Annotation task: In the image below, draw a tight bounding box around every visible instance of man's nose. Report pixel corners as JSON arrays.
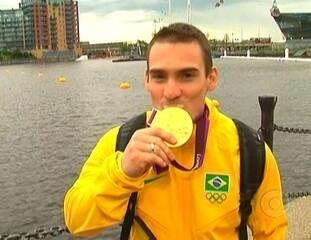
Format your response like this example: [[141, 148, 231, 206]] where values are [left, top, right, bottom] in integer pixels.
[[163, 79, 182, 100]]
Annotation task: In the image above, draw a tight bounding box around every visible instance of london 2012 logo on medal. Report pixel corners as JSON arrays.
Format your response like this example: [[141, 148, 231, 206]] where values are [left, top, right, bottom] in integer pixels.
[[205, 173, 230, 204]]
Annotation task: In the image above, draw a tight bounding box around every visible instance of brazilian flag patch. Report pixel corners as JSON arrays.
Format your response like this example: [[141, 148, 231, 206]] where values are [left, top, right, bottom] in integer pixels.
[[205, 173, 229, 193]]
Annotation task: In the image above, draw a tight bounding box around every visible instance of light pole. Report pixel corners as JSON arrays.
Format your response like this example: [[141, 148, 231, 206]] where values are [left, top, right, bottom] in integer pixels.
[[168, 0, 172, 24], [232, 32, 234, 51], [153, 19, 158, 35], [187, 0, 191, 24]]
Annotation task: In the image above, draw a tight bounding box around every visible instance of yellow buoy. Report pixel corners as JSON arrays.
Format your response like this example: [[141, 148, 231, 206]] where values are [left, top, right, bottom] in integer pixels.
[[58, 76, 67, 83], [119, 81, 130, 89], [38, 72, 43, 78]]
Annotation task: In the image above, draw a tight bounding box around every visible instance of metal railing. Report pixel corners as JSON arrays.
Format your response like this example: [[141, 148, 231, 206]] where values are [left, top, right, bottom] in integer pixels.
[[258, 96, 311, 151], [0, 226, 68, 240]]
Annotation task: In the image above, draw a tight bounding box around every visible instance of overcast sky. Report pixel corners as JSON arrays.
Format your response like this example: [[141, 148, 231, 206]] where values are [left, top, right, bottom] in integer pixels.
[[1, 0, 310, 43]]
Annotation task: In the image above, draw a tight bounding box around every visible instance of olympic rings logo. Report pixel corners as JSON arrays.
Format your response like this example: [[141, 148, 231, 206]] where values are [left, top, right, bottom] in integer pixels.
[[206, 192, 227, 204]]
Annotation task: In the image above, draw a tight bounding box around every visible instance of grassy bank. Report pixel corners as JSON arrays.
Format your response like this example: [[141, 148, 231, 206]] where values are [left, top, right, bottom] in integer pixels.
[[0, 50, 34, 62]]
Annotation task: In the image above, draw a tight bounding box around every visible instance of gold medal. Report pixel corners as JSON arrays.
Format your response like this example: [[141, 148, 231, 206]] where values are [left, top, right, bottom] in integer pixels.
[[150, 107, 193, 147]]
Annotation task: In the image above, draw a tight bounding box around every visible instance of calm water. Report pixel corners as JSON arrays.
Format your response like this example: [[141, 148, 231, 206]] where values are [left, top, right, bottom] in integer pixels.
[[0, 59, 310, 238]]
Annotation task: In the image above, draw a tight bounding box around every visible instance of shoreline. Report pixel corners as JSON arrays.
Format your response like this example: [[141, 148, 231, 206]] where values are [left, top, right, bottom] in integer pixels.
[[0, 56, 120, 66], [0, 58, 77, 66], [2, 55, 311, 66], [221, 55, 311, 62]]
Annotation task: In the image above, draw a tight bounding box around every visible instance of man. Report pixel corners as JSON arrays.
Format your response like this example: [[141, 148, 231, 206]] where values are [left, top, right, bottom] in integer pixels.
[[64, 23, 288, 239]]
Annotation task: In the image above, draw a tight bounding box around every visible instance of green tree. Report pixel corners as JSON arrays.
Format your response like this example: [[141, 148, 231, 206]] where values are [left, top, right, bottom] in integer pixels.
[[223, 33, 230, 50], [120, 42, 129, 54]]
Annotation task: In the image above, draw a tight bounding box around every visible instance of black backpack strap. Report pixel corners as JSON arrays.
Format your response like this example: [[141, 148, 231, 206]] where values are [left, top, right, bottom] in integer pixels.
[[120, 192, 138, 240], [134, 216, 157, 240], [232, 119, 265, 240], [116, 113, 146, 240], [116, 113, 146, 152]]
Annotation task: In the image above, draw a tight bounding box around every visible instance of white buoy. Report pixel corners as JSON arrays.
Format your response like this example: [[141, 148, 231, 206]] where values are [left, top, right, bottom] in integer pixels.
[[285, 48, 289, 59], [247, 49, 250, 58]]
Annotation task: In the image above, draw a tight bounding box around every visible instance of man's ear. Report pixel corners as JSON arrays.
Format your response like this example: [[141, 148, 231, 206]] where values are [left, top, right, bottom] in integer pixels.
[[207, 67, 218, 91]]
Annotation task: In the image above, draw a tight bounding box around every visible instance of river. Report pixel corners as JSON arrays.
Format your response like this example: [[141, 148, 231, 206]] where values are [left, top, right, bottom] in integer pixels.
[[0, 58, 310, 238]]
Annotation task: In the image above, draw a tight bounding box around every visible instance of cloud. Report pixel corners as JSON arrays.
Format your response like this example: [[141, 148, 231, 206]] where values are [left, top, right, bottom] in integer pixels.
[[78, 0, 311, 43], [2, 0, 311, 43], [79, 11, 155, 43], [0, 0, 20, 9], [78, 0, 165, 16], [103, 9, 157, 23], [277, 0, 311, 12]]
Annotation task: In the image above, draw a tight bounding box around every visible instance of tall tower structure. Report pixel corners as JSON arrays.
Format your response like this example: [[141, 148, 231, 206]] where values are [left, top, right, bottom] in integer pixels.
[[20, 0, 80, 50], [20, 0, 48, 50], [65, 0, 80, 52]]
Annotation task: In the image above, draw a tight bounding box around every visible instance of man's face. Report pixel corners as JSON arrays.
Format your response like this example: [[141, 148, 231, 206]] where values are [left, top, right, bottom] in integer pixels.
[[145, 41, 217, 121]]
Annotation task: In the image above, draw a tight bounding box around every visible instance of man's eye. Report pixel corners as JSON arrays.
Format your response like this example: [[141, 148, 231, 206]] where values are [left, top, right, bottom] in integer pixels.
[[185, 73, 193, 77], [151, 74, 165, 82], [153, 74, 164, 78], [181, 73, 195, 80]]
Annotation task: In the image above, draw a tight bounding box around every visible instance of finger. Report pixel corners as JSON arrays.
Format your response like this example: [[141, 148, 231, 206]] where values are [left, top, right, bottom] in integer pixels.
[[132, 140, 169, 164], [136, 139, 173, 166], [133, 128, 176, 160], [143, 127, 177, 145], [141, 151, 168, 168], [146, 141, 171, 164], [122, 141, 168, 176], [145, 137, 175, 161]]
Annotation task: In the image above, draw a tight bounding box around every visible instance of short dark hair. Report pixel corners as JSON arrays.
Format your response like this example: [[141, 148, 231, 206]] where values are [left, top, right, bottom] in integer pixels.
[[146, 23, 213, 76]]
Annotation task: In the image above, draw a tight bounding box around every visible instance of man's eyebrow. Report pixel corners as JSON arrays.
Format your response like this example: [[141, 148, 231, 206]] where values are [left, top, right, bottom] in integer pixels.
[[149, 69, 165, 74], [179, 67, 199, 73], [149, 67, 199, 73]]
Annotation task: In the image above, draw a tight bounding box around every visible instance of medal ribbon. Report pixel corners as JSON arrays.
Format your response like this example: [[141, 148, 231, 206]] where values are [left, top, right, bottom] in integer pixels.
[[149, 106, 209, 173]]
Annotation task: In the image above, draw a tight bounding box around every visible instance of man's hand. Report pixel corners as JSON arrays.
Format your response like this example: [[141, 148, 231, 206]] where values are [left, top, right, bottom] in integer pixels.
[[121, 127, 177, 178]]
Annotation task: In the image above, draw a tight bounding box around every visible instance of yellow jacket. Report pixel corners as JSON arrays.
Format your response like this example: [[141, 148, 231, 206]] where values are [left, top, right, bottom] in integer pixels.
[[64, 99, 288, 239]]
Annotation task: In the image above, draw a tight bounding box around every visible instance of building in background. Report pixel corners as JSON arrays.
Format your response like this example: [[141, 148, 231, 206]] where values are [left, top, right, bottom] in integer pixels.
[[271, 0, 311, 57], [64, 0, 80, 53], [80, 41, 123, 58], [0, 0, 81, 60], [0, 9, 25, 50], [80, 40, 148, 59]]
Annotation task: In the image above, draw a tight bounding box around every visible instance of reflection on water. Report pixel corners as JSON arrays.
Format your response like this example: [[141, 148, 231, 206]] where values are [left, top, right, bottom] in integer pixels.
[[0, 59, 310, 238]]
